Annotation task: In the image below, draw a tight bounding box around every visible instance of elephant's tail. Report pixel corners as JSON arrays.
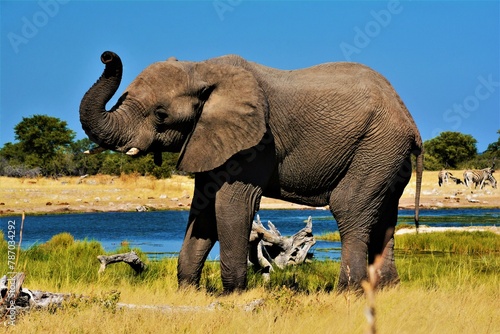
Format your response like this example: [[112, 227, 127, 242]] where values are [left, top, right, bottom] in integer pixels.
[[414, 150, 423, 230]]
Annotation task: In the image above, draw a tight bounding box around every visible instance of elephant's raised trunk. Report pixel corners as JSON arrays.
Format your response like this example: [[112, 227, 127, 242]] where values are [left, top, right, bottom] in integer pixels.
[[79, 51, 124, 149]]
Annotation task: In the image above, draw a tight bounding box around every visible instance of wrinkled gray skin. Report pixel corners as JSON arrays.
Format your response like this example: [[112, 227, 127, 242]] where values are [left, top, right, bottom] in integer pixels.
[[80, 51, 423, 293]]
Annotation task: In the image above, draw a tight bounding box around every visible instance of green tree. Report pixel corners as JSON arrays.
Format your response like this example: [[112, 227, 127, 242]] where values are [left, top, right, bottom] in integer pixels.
[[424, 131, 477, 169], [460, 130, 500, 169], [0, 142, 42, 177], [98, 151, 179, 178], [485, 130, 500, 155], [421, 153, 442, 171], [0, 142, 24, 164], [15, 115, 75, 158], [10, 115, 75, 175], [1, 114, 181, 178], [70, 138, 109, 175]]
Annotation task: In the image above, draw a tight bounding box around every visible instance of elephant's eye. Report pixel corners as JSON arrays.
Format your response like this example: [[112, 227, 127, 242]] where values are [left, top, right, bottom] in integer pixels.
[[154, 106, 169, 122]]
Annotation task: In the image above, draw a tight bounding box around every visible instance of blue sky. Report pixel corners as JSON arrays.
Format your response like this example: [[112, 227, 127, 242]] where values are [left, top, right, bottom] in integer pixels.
[[1, 0, 499, 152]]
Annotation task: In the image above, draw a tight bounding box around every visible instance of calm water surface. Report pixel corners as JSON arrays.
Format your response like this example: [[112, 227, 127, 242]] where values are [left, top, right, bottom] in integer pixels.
[[1, 209, 498, 260]]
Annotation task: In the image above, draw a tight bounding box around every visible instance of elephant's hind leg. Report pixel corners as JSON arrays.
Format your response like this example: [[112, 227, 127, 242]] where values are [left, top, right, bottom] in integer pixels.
[[332, 208, 371, 292], [329, 174, 401, 291], [367, 208, 400, 289], [368, 164, 411, 288]]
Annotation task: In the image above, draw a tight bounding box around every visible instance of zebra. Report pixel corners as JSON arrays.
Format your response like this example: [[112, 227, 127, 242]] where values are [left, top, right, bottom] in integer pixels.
[[438, 170, 463, 186], [463, 168, 497, 189]]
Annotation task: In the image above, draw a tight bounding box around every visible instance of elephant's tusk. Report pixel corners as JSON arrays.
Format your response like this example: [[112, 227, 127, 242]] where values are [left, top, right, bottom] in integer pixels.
[[84, 146, 106, 154], [126, 147, 140, 156]]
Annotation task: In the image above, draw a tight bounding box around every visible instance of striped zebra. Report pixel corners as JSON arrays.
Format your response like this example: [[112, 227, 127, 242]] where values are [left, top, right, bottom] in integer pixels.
[[438, 170, 450, 186], [438, 170, 463, 186], [463, 168, 497, 189]]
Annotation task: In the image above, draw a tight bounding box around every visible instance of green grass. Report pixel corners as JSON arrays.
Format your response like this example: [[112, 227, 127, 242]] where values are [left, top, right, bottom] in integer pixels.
[[2, 230, 499, 290], [2, 230, 499, 291], [397, 252, 499, 289], [1, 231, 499, 333], [395, 231, 500, 255], [315, 231, 341, 241]]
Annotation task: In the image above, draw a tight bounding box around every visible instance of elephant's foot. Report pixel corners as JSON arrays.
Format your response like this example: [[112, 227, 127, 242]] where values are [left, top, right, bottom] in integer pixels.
[[336, 269, 400, 293], [336, 260, 400, 293], [336, 279, 364, 294], [177, 270, 202, 289], [371, 237, 400, 289], [377, 275, 400, 289], [220, 263, 248, 293], [376, 264, 400, 289], [336, 260, 368, 294]]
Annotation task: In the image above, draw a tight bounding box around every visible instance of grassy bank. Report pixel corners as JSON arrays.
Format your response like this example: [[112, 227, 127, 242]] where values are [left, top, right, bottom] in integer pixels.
[[318, 229, 500, 255], [1, 231, 499, 333]]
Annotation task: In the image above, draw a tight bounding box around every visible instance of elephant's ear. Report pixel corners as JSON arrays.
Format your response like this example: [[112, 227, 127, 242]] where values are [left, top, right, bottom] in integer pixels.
[[176, 62, 268, 173]]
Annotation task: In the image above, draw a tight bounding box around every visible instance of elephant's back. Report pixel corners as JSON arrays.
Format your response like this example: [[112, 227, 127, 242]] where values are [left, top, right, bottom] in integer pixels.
[[232, 57, 422, 170], [261, 62, 420, 202]]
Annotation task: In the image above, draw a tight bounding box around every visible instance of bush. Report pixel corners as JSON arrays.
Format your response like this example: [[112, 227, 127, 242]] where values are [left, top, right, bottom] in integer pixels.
[[0, 161, 42, 178], [41, 232, 75, 251]]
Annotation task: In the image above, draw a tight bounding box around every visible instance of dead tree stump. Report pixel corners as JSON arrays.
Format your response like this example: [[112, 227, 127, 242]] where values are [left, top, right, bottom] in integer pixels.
[[248, 215, 316, 279]]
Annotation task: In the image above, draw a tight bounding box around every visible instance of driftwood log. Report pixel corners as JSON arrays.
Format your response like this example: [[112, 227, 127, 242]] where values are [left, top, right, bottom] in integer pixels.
[[97, 250, 146, 274], [248, 215, 316, 280], [1, 272, 74, 320]]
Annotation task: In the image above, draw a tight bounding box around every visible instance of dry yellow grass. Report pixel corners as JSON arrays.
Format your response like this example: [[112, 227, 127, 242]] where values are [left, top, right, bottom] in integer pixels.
[[5, 283, 499, 334], [1, 170, 499, 216]]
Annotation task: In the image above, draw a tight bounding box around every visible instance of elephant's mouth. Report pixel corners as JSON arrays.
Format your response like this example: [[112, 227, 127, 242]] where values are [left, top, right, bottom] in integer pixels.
[[121, 144, 165, 167]]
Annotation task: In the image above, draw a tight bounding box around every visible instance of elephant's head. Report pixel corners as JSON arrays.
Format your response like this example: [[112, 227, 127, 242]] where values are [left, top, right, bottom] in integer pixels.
[[80, 51, 268, 172]]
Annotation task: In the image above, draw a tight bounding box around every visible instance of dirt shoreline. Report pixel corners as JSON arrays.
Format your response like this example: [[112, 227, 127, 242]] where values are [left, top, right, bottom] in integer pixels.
[[1, 171, 499, 217]]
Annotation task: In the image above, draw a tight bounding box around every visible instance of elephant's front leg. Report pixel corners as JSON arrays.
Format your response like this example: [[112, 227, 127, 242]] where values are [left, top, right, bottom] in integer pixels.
[[177, 189, 218, 288], [215, 181, 263, 292]]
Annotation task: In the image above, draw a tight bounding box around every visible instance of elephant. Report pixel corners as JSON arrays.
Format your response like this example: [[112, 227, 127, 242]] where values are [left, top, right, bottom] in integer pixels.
[[80, 51, 423, 292]]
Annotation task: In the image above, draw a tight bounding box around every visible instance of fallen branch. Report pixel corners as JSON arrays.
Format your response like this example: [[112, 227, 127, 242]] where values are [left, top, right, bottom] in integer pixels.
[[97, 251, 146, 274]]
